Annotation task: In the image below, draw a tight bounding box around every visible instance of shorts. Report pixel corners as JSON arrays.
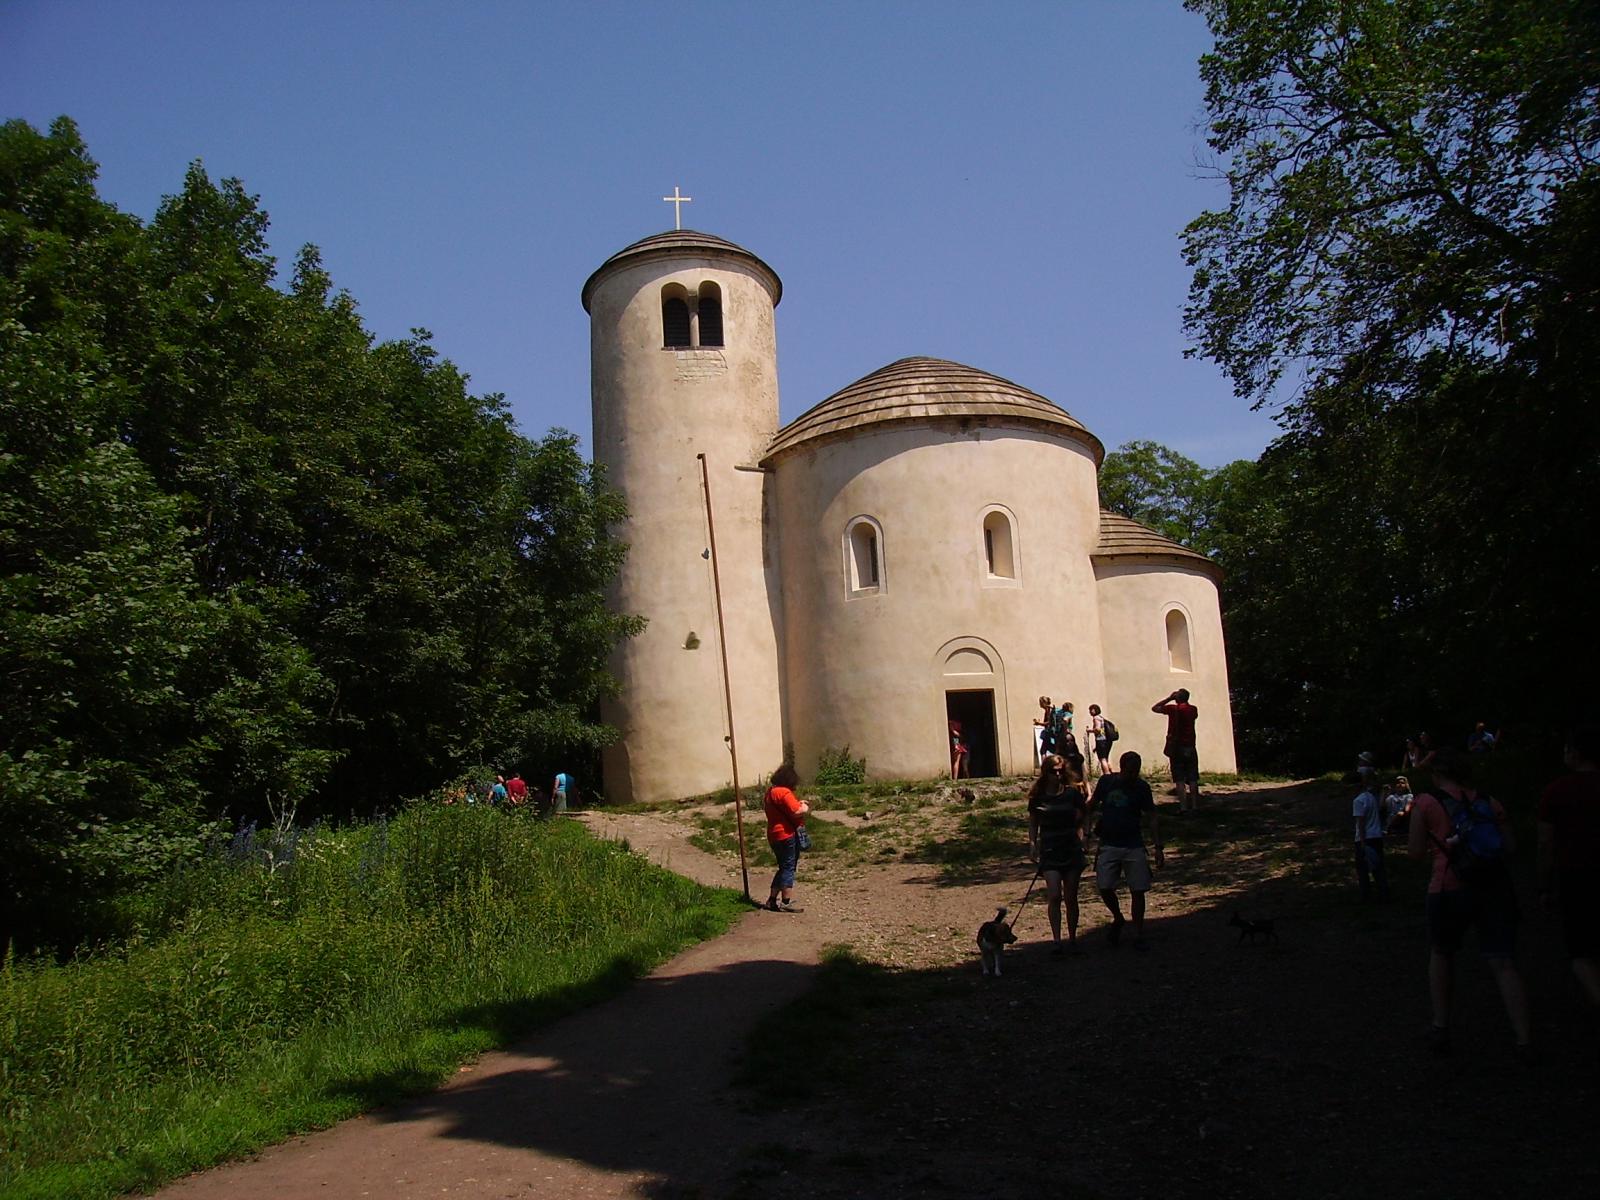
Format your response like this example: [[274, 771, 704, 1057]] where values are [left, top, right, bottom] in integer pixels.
[[1426, 886, 1518, 958], [1096, 845, 1152, 892], [1558, 888, 1600, 960], [1167, 745, 1199, 785], [1041, 843, 1086, 877], [770, 834, 799, 889], [1094, 737, 1112, 759]]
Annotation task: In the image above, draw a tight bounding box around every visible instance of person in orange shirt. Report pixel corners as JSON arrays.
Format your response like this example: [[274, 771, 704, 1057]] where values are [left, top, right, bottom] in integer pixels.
[[763, 764, 810, 912]]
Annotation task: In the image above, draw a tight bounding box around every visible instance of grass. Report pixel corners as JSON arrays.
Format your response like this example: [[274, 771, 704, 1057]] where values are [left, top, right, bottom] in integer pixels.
[[688, 810, 862, 862], [0, 805, 745, 1200], [917, 806, 1026, 881]]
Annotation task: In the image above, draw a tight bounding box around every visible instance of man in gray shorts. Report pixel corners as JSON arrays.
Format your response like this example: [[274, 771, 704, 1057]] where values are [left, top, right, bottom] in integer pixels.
[[1085, 751, 1164, 949]]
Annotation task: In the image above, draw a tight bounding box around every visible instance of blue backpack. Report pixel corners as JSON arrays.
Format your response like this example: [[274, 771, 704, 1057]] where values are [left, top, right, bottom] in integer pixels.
[[1445, 793, 1508, 885]]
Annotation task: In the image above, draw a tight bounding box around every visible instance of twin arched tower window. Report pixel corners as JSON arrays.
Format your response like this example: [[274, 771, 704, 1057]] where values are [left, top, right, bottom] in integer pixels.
[[661, 283, 724, 349]]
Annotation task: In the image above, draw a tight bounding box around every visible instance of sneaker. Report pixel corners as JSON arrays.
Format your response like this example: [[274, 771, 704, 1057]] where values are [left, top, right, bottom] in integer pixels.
[[778, 899, 804, 913], [1108, 918, 1124, 948], [1133, 937, 1150, 952], [765, 898, 781, 912], [1426, 1026, 1451, 1057], [1050, 944, 1065, 958]]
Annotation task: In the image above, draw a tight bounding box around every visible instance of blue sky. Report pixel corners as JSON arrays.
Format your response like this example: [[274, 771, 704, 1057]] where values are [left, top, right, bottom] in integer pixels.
[[3, 1, 1281, 467]]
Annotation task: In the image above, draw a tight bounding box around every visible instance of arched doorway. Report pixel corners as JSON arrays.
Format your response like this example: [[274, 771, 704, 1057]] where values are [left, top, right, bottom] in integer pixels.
[[935, 637, 1009, 778]]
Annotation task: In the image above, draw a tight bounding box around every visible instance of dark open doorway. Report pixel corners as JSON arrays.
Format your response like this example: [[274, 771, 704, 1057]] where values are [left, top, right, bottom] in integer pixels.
[[946, 689, 999, 778]]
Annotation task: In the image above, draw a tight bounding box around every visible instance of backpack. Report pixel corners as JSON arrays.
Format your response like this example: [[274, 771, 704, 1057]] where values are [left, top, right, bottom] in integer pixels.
[[1047, 707, 1068, 740], [1101, 717, 1119, 743], [1443, 793, 1508, 886]]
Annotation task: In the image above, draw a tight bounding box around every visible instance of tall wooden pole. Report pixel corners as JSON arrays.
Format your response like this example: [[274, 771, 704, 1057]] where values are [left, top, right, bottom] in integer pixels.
[[698, 453, 753, 902]]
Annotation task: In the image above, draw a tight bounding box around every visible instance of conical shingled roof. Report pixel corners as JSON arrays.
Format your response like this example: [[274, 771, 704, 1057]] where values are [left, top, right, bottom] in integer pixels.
[[763, 357, 1103, 464], [1093, 510, 1221, 579], [581, 229, 782, 311]]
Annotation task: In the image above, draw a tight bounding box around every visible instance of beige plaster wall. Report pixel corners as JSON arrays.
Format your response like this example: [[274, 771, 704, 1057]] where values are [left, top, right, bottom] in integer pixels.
[[590, 255, 785, 803], [1093, 562, 1238, 774], [773, 424, 1107, 784]]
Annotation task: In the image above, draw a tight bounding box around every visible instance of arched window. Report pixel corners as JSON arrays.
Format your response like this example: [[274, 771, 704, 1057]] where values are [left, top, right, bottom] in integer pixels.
[[845, 517, 884, 596], [1165, 608, 1193, 673], [697, 282, 724, 347], [661, 285, 691, 348], [981, 508, 1017, 582]]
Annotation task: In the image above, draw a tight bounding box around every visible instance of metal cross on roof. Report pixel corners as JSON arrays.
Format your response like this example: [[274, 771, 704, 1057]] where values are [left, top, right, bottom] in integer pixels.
[[661, 186, 693, 230]]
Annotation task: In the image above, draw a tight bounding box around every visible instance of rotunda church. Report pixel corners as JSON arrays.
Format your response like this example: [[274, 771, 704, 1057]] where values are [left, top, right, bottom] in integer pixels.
[[583, 229, 1237, 804]]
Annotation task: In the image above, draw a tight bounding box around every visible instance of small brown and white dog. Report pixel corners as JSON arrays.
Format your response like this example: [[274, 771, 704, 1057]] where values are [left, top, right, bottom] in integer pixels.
[[977, 906, 1017, 976]]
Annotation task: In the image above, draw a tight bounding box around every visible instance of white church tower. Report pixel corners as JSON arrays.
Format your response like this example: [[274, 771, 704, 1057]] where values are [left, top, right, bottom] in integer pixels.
[[582, 230, 787, 804]]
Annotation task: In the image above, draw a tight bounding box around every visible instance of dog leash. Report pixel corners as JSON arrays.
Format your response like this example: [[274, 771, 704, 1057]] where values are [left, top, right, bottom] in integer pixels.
[[1008, 867, 1044, 930]]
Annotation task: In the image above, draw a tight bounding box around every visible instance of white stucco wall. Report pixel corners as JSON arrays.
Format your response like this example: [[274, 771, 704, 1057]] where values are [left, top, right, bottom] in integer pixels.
[[1094, 562, 1238, 774], [590, 255, 785, 803], [773, 424, 1107, 783]]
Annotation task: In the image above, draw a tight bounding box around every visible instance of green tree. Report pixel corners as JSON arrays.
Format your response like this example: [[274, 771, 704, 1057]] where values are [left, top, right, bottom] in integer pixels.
[[1099, 439, 1217, 551], [2, 118, 641, 947], [1182, 0, 1600, 759]]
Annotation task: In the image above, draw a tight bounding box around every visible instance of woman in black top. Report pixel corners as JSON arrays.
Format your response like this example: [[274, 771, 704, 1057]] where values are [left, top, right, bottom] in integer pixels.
[[1028, 754, 1088, 956]]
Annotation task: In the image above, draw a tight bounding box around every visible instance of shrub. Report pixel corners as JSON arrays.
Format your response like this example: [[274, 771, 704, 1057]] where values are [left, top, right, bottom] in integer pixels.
[[815, 745, 867, 787]]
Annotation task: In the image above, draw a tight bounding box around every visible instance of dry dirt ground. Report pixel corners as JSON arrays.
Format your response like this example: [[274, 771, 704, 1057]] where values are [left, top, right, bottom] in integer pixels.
[[158, 778, 1600, 1199]]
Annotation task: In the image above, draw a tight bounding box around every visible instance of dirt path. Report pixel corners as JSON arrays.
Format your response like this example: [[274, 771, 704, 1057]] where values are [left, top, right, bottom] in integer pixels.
[[157, 781, 1600, 1199]]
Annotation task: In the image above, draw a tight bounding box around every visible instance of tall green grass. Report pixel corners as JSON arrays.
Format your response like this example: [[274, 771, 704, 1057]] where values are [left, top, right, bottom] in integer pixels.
[[0, 804, 744, 1200]]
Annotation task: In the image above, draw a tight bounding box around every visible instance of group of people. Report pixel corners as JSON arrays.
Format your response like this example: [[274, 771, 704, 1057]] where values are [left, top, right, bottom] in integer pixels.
[[1029, 697, 1119, 778], [444, 770, 575, 814], [1399, 721, 1498, 773], [1350, 725, 1600, 1058]]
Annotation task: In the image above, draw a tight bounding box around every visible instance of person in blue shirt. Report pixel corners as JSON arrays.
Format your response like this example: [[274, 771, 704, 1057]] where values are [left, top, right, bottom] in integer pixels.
[[551, 771, 573, 813]]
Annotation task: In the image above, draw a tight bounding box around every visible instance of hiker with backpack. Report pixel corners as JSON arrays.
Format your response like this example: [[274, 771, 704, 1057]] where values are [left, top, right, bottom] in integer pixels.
[[1035, 696, 1057, 762], [1406, 750, 1532, 1057], [1089, 704, 1117, 777]]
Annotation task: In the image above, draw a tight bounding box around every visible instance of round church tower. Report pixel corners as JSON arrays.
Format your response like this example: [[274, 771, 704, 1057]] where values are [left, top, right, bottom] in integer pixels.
[[583, 231, 786, 804]]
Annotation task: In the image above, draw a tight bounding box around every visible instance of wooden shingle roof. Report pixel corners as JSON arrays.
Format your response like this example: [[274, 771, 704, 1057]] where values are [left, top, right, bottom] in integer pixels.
[[763, 357, 1103, 465], [1093, 510, 1221, 579], [581, 230, 782, 312]]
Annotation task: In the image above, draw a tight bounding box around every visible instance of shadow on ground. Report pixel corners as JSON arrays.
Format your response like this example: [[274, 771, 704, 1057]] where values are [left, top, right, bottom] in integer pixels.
[[174, 779, 1600, 1200]]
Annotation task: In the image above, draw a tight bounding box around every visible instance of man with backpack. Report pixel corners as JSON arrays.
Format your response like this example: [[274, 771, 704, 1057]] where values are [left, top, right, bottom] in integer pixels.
[[1406, 750, 1531, 1057]]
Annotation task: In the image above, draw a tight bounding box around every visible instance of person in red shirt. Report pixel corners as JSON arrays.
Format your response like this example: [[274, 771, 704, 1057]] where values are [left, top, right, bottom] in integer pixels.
[[1537, 721, 1600, 1014], [505, 773, 529, 807], [763, 764, 810, 912], [1152, 688, 1200, 813]]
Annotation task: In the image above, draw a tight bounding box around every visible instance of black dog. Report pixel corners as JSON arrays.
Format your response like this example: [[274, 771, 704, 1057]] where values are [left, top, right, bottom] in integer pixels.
[[1229, 913, 1277, 945]]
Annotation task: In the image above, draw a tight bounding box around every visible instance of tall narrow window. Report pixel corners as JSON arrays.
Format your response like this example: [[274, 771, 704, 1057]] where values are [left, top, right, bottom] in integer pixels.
[[845, 517, 884, 596], [661, 286, 690, 348], [982, 510, 1016, 580], [1165, 608, 1193, 672], [697, 282, 724, 347]]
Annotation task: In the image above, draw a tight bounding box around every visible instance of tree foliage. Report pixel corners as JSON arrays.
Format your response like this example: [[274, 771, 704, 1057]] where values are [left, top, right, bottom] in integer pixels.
[[1179, 1, 1600, 767], [1099, 439, 1218, 552], [1, 118, 639, 951]]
